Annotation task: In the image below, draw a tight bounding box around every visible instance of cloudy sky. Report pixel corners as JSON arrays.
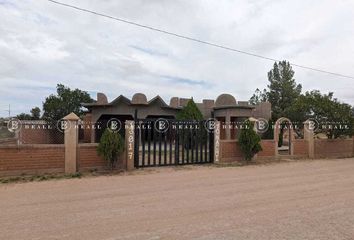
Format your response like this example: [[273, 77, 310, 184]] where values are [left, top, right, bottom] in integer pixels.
[[1, 0, 354, 117]]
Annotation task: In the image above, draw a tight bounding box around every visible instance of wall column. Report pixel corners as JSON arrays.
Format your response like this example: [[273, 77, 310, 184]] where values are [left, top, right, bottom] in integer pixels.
[[125, 120, 135, 170], [225, 114, 231, 140], [214, 120, 220, 163], [63, 112, 80, 174], [304, 120, 315, 159], [90, 128, 96, 143]]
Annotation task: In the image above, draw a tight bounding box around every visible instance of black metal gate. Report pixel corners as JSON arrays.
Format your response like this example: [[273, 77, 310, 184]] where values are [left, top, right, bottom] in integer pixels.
[[134, 119, 214, 168]]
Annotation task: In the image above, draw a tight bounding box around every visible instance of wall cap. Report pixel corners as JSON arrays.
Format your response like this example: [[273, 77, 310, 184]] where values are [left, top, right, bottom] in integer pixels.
[[63, 112, 80, 121]]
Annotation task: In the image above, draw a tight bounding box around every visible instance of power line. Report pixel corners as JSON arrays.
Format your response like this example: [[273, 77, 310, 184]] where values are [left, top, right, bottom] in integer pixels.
[[47, 0, 354, 80]]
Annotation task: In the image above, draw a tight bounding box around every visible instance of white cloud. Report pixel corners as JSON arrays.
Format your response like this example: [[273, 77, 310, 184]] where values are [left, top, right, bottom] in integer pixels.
[[0, 0, 354, 117]]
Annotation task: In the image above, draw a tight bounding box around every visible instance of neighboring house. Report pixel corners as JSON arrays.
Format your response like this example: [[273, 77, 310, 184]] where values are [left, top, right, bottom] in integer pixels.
[[82, 93, 271, 142]]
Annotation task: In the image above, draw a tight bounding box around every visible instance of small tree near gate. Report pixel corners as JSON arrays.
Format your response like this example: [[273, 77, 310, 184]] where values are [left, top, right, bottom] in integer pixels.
[[238, 120, 262, 162], [97, 129, 124, 170]]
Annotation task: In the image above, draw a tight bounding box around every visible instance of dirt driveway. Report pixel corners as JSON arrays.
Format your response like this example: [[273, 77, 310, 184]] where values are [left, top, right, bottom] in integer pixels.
[[1, 159, 354, 240]]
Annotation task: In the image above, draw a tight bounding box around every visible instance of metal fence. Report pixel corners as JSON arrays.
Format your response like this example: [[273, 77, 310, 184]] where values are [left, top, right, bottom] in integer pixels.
[[134, 119, 214, 168]]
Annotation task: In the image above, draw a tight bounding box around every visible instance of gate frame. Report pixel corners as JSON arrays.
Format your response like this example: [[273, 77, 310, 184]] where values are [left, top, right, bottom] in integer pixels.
[[133, 119, 215, 168]]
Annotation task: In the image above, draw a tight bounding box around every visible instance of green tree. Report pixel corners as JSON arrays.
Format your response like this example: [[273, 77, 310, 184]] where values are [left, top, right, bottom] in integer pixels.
[[266, 61, 302, 120], [16, 113, 32, 120], [43, 84, 93, 123], [238, 120, 262, 162], [176, 99, 204, 150], [249, 61, 301, 142], [16, 106, 41, 120], [290, 90, 353, 139], [176, 98, 203, 120], [249, 88, 267, 105], [97, 128, 124, 169], [30, 107, 41, 119]]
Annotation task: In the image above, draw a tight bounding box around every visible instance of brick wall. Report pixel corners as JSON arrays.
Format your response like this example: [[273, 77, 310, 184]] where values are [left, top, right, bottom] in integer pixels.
[[220, 139, 275, 163], [78, 143, 106, 170], [314, 139, 353, 159], [78, 143, 126, 171], [82, 113, 92, 143], [219, 138, 354, 163], [0, 144, 65, 176], [19, 127, 63, 144], [258, 140, 276, 157], [293, 139, 309, 158], [0, 143, 126, 176], [220, 140, 243, 163]]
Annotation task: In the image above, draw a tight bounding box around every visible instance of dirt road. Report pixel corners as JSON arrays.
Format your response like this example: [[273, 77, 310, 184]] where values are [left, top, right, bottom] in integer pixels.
[[1, 159, 354, 240]]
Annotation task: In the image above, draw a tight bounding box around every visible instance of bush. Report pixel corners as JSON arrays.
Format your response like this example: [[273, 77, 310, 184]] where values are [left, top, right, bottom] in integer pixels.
[[97, 128, 124, 169], [278, 131, 283, 147], [261, 119, 274, 139], [238, 120, 262, 162], [176, 99, 205, 149], [176, 98, 203, 120]]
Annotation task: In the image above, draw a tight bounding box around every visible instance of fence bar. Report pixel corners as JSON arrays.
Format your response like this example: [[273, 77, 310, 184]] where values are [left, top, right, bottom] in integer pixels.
[[142, 123, 145, 166], [153, 124, 156, 166], [169, 123, 172, 165], [148, 122, 151, 166]]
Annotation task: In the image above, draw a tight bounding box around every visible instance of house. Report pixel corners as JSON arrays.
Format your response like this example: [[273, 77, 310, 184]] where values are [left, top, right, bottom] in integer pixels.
[[82, 93, 271, 142]]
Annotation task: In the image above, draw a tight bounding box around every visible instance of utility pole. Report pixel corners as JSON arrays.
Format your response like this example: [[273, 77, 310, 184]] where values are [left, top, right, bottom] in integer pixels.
[[3, 104, 10, 118]]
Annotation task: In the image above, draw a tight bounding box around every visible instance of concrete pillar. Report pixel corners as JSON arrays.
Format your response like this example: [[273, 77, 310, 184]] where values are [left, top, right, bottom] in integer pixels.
[[125, 120, 135, 170], [225, 114, 231, 140], [90, 127, 96, 143], [304, 120, 315, 159], [274, 123, 279, 157], [214, 121, 220, 163], [63, 112, 80, 174]]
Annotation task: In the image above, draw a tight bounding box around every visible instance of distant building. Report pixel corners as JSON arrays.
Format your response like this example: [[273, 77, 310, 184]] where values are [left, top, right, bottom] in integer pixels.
[[82, 93, 271, 142]]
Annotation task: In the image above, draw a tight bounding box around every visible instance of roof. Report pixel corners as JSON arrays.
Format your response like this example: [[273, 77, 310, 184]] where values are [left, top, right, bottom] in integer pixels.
[[213, 105, 255, 110], [82, 95, 179, 110]]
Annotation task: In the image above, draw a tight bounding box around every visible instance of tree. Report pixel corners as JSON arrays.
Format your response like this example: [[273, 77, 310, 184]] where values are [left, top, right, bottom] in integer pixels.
[[176, 98, 203, 120], [238, 120, 262, 162], [16, 107, 41, 120], [97, 128, 124, 170], [249, 61, 302, 142], [43, 84, 93, 123], [250, 61, 302, 119], [176, 99, 204, 149], [266, 61, 302, 120], [249, 88, 267, 105], [30, 107, 41, 119], [290, 90, 353, 139], [16, 113, 32, 120]]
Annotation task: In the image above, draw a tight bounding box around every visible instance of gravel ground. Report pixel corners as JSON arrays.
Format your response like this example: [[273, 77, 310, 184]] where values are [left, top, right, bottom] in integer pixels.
[[1, 158, 354, 240]]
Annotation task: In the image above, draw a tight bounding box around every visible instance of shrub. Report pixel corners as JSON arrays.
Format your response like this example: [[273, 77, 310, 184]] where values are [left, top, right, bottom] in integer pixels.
[[278, 131, 283, 147], [176, 98, 203, 120], [238, 120, 262, 162], [97, 128, 124, 169], [176, 99, 205, 149]]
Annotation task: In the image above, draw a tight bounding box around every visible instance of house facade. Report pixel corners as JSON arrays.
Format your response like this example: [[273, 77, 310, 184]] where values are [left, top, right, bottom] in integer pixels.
[[82, 93, 271, 142]]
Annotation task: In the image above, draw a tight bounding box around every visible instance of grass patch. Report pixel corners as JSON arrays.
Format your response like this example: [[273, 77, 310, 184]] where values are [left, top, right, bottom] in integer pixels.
[[0, 172, 82, 184]]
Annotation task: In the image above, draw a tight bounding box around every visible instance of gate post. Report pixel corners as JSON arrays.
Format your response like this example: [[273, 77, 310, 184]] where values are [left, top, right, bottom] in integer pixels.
[[63, 112, 79, 174], [214, 120, 220, 163], [304, 120, 315, 159], [125, 120, 135, 170]]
